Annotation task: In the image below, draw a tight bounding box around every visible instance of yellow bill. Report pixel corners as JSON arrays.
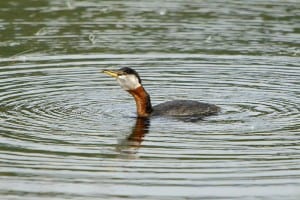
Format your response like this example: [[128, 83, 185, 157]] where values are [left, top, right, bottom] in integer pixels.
[[102, 70, 122, 78]]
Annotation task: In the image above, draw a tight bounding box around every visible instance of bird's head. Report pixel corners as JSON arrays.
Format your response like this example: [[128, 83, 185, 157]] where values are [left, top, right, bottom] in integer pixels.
[[102, 67, 142, 91]]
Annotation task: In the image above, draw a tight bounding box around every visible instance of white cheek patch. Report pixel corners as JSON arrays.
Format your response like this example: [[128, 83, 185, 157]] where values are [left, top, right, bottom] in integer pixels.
[[117, 75, 141, 90]]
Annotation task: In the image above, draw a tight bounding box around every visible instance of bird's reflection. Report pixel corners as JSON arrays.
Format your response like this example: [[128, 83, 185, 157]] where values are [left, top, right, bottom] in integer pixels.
[[116, 117, 150, 154]]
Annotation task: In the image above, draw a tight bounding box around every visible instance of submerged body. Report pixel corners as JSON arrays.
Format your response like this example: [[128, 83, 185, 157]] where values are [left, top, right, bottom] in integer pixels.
[[102, 67, 220, 119], [152, 100, 219, 117]]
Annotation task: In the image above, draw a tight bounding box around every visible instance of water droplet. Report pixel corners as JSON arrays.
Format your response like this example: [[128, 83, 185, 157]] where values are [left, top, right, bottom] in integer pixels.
[[205, 35, 212, 43], [89, 33, 97, 45], [35, 27, 48, 36], [158, 9, 167, 16]]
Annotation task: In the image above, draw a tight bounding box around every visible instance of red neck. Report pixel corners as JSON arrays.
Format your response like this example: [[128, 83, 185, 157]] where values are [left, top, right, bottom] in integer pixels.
[[128, 86, 153, 117]]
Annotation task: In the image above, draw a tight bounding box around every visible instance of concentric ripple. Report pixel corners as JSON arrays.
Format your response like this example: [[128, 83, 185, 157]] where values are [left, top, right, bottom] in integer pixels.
[[1, 54, 300, 199]]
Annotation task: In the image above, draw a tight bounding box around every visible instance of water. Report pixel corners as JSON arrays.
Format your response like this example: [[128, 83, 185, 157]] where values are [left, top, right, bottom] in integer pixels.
[[0, 0, 300, 199]]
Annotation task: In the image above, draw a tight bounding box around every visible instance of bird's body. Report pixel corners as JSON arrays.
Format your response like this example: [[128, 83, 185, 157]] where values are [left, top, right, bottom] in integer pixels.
[[152, 100, 219, 117], [102, 67, 220, 119]]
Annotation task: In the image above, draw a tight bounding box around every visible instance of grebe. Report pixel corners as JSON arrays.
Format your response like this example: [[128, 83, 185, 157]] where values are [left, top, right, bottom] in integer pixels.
[[102, 67, 220, 119]]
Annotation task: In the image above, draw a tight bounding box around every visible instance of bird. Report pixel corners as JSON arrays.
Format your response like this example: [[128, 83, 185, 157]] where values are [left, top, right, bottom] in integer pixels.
[[102, 67, 220, 120]]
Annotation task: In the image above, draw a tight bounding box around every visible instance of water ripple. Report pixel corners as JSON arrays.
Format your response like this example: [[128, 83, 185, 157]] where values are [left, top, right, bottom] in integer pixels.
[[1, 0, 300, 199]]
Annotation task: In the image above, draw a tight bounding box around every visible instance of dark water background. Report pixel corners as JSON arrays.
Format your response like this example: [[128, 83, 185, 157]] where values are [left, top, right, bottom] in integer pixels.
[[0, 1, 299, 199]]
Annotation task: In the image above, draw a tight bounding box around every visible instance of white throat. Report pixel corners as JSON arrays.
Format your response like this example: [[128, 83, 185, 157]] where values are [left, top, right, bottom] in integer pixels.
[[117, 74, 141, 90]]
